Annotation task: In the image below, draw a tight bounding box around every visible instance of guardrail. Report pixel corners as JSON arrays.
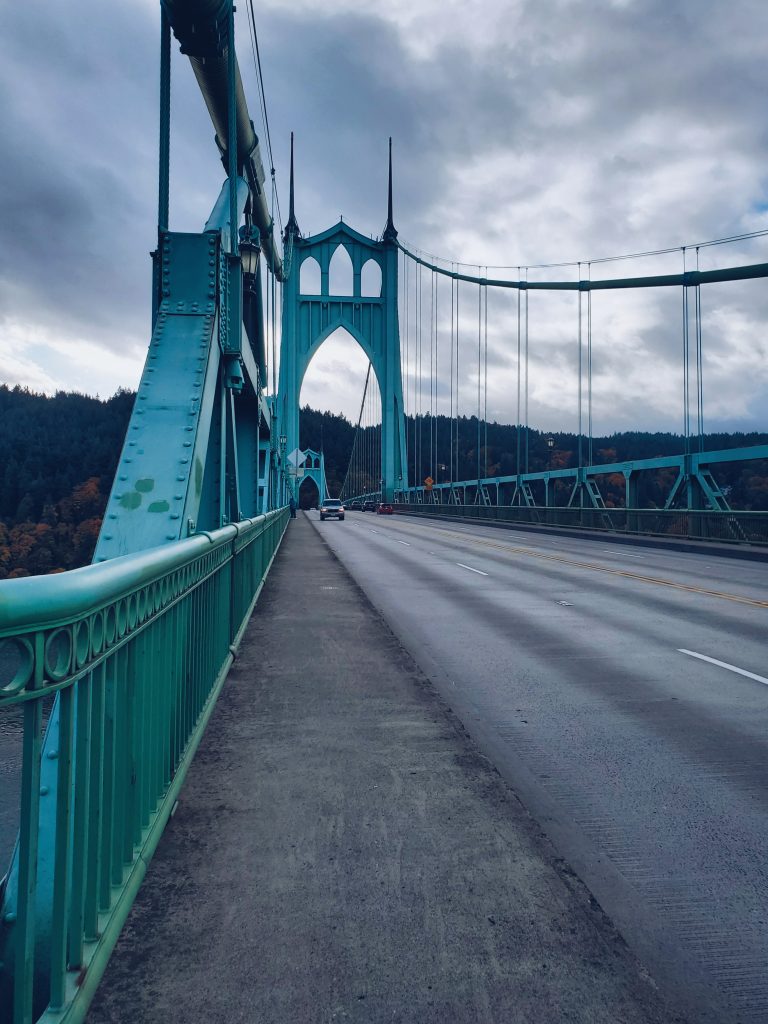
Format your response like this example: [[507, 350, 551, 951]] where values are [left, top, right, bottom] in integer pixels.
[[0, 508, 289, 1024], [393, 503, 768, 546]]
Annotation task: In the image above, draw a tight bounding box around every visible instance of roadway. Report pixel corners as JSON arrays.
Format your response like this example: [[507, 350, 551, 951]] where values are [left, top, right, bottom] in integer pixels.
[[309, 510, 768, 1024]]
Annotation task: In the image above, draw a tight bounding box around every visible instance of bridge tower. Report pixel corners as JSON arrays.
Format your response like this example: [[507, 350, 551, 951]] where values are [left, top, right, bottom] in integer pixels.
[[277, 140, 408, 501]]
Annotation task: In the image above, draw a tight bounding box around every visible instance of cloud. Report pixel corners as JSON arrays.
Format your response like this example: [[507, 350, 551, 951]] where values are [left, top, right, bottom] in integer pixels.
[[1, 0, 767, 435]]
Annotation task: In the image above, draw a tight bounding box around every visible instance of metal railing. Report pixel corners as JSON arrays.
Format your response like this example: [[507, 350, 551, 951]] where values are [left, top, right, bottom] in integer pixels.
[[0, 508, 289, 1024], [393, 503, 768, 546]]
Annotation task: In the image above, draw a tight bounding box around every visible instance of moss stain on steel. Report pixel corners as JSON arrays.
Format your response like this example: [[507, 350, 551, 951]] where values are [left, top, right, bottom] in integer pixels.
[[120, 493, 142, 510], [135, 479, 155, 493], [147, 500, 170, 513]]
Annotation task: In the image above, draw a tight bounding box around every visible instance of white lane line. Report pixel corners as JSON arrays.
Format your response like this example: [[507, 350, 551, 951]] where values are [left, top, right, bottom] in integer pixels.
[[396, 540, 411, 546], [456, 562, 489, 576], [678, 649, 768, 687], [369, 529, 381, 534], [604, 550, 643, 558]]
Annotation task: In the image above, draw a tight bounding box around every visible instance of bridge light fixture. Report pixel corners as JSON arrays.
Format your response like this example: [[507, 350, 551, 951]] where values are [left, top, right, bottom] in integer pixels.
[[546, 436, 555, 449], [239, 237, 260, 277]]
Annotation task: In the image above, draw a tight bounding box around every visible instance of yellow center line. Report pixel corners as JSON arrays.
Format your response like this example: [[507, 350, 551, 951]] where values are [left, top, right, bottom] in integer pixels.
[[384, 518, 768, 609]]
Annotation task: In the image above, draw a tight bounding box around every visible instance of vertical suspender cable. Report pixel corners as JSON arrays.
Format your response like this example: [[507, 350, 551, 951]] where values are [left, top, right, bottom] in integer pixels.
[[587, 264, 593, 467], [404, 253, 411, 489], [449, 270, 455, 484], [524, 269, 529, 473], [516, 270, 521, 483], [695, 246, 704, 451], [477, 273, 482, 491], [456, 272, 462, 479], [577, 263, 583, 472], [483, 271, 488, 481], [434, 271, 440, 483], [430, 270, 435, 480], [682, 247, 690, 458]]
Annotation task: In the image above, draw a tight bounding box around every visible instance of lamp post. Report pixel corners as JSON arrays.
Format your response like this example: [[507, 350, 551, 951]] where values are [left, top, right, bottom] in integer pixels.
[[546, 436, 555, 471]]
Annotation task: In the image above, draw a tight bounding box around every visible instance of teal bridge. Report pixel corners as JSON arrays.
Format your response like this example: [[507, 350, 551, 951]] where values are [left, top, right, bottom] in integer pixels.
[[2, 2, 768, 1022]]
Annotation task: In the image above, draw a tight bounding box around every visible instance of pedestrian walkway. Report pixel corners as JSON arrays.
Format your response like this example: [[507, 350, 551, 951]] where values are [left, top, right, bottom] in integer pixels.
[[87, 516, 680, 1024]]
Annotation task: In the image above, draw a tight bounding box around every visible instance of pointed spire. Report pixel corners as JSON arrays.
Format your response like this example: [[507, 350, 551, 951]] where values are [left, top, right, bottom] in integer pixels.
[[285, 131, 300, 240], [384, 136, 397, 242]]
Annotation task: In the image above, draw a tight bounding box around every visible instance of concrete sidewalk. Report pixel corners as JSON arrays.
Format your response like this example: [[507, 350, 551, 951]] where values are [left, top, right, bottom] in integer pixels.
[[88, 515, 682, 1024]]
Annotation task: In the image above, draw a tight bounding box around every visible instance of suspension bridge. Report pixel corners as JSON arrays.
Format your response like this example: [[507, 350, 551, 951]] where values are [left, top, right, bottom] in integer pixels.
[[1, 3, 768, 1023]]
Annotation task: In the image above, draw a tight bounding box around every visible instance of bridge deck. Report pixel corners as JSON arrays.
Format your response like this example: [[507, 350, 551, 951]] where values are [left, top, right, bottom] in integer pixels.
[[87, 517, 675, 1024]]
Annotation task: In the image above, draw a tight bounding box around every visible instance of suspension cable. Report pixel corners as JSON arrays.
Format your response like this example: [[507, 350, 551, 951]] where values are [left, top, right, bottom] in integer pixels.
[[340, 362, 373, 500]]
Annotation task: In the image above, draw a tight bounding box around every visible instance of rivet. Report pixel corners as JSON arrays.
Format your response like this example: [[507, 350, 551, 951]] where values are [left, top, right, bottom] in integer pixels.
[[174, 494, 183, 500], [163, 289, 170, 296], [170, 513, 180, 520], [183, 442, 192, 447], [47, 750, 59, 760], [115, 493, 123, 499], [185, 426, 194, 431], [166, 534, 176, 540], [176, 476, 185, 481], [128, 441, 136, 447], [180, 458, 189, 464], [40, 786, 49, 796], [109, 513, 118, 520], [139, 396, 146, 401], [104, 534, 113, 540], [4, 912, 16, 924], [119, 475, 128, 481]]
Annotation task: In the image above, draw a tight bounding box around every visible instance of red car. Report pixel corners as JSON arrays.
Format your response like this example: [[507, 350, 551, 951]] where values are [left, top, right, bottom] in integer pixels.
[[376, 503, 394, 515]]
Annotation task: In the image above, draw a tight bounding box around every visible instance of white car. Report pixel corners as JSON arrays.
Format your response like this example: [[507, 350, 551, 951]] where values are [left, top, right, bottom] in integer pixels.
[[320, 499, 345, 521]]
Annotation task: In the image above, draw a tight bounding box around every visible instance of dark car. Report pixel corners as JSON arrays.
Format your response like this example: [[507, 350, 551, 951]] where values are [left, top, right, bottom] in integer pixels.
[[363, 500, 377, 512], [320, 499, 345, 521], [376, 503, 394, 515]]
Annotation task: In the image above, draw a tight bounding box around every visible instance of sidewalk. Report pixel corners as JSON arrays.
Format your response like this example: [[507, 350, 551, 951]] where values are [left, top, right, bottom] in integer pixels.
[[87, 516, 682, 1024]]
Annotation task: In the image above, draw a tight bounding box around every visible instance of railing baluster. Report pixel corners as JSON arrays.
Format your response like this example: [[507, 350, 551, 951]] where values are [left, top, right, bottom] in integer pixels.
[[69, 671, 92, 969], [49, 678, 75, 1009], [13, 634, 44, 1024], [84, 661, 105, 939]]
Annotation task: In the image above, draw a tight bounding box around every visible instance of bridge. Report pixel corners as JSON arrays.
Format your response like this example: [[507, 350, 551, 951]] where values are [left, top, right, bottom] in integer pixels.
[[1, 3, 767, 1023]]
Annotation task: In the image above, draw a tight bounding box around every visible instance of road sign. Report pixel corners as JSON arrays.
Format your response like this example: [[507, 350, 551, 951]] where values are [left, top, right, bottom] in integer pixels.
[[287, 448, 307, 468]]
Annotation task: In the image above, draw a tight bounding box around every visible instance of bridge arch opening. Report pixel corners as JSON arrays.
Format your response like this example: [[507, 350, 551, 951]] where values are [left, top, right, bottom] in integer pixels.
[[300, 255, 321, 294], [299, 325, 382, 499], [360, 258, 382, 298], [328, 244, 353, 295], [298, 473, 320, 510]]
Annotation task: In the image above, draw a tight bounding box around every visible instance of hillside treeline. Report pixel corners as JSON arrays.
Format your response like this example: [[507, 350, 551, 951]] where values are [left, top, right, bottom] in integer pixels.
[[0, 385, 766, 577]]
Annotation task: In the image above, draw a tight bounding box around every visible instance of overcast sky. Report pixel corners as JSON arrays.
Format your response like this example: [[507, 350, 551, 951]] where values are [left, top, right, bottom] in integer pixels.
[[1, 0, 767, 436]]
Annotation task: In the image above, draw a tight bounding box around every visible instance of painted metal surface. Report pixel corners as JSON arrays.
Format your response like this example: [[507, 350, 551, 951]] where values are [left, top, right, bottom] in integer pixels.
[[0, 509, 290, 1024], [278, 219, 408, 502], [393, 502, 768, 546]]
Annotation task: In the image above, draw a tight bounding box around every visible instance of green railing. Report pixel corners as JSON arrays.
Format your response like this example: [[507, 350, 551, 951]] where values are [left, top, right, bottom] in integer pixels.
[[0, 508, 289, 1024], [394, 503, 768, 546]]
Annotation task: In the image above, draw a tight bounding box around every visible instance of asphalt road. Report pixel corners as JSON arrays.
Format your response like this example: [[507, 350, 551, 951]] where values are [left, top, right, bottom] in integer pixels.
[[310, 510, 768, 1024]]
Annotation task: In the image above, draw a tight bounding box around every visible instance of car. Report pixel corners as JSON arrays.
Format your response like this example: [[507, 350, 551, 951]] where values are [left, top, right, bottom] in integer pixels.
[[363, 500, 377, 512], [376, 503, 394, 515], [320, 499, 345, 521]]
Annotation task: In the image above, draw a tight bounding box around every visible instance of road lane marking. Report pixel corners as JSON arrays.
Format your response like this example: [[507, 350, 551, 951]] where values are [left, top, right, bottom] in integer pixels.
[[456, 562, 489, 576], [396, 540, 411, 546], [369, 529, 381, 534], [677, 649, 768, 686], [396, 523, 768, 609]]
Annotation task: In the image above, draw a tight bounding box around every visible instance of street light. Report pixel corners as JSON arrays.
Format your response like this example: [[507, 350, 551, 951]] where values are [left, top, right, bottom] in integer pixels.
[[239, 235, 261, 277]]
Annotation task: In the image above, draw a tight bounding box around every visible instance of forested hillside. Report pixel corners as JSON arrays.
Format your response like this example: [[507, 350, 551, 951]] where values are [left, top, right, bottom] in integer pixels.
[[0, 385, 765, 577]]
